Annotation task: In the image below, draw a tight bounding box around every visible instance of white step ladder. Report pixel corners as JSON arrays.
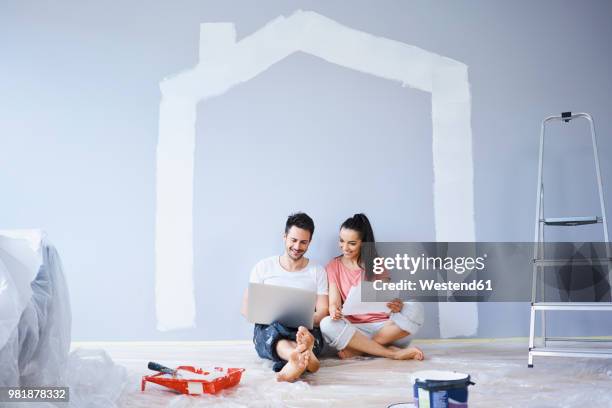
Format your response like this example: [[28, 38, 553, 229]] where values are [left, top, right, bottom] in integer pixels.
[[528, 112, 612, 367]]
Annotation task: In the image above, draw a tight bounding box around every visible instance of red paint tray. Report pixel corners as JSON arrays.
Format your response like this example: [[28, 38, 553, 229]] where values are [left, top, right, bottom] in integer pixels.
[[141, 365, 245, 395]]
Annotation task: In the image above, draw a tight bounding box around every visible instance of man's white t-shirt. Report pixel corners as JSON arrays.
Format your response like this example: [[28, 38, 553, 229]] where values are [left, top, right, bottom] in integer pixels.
[[249, 256, 328, 295]]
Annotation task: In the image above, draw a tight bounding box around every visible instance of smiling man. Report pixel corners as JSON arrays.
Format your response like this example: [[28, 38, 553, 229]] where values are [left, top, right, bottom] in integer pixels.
[[241, 212, 329, 382]]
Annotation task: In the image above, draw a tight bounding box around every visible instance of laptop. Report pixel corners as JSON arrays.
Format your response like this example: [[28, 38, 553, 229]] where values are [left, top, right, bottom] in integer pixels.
[[247, 283, 317, 329]]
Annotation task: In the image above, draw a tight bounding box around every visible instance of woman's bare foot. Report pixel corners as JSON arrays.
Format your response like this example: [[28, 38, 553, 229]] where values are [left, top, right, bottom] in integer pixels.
[[296, 326, 320, 372], [276, 348, 309, 382], [391, 346, 424, 361], [337, 347, 363, 359]]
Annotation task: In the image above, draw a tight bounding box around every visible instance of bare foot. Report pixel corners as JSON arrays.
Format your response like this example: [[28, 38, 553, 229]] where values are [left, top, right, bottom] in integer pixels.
[[392, 346, 424, 361], [296, 327, 320, 372], [337, 347, 363, 359], [297, 327, 318, 371], [276, 349, 309, 382], [306, 353, 320, 373], [296, 326, 314, 350]]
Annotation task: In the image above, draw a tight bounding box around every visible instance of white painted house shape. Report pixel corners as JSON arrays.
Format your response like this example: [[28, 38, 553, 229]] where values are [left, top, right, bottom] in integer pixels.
[[155, 10, 477, 337]]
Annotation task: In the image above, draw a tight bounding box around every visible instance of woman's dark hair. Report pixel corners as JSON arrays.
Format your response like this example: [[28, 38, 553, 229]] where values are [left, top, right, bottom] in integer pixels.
[[285, 212, 315, 239], [340, 213, 378, 281]]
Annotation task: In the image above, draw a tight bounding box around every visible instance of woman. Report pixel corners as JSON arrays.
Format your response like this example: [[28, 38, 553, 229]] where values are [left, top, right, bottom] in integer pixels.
[[320, 213, 425, 360]]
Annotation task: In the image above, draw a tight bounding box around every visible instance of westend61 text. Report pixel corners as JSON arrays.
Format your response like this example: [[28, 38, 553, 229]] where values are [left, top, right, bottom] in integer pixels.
[[373, 279, 493, 292]]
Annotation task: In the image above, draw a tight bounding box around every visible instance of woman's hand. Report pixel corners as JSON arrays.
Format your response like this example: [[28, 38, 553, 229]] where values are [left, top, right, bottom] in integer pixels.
[[386, 298, 404, 314], [329, 305, 343, 320]]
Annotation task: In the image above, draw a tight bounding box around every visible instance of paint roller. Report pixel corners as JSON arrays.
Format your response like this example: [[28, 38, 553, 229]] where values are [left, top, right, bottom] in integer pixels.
[[147, 361, 181, 377]]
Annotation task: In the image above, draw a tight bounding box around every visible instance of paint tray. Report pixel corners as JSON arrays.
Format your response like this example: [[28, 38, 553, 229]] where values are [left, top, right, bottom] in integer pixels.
[[141, 365, 245, 395]]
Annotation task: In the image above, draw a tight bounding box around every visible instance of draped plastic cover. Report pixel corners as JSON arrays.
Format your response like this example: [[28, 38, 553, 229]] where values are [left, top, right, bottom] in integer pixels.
[[0, 230, 70, 387], [0, 230, 126, 407]]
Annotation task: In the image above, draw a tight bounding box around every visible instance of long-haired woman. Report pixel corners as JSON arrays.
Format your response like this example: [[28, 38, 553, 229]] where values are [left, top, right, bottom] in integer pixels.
[[320, 213, 425, 360]]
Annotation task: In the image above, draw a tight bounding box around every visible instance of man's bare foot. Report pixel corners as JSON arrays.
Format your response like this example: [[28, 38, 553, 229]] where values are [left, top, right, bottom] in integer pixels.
[[296, 327, 320, 372], [276, 349, 309, 382], [337, 347, 363, 359], [306, 353, 320, 373], [296, 326, 315, 350], [391, 346, 424, 361]]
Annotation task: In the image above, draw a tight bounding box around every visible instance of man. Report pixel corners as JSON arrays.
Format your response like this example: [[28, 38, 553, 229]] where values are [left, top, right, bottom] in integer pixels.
[[241, 212, 328, 382]]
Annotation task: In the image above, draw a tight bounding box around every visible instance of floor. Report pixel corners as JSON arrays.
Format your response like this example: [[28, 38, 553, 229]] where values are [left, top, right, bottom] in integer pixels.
[[73, 339, 612, 408]]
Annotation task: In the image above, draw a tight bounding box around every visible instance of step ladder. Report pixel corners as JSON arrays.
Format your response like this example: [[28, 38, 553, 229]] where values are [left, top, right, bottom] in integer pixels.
[[528, 112, 612, 367]]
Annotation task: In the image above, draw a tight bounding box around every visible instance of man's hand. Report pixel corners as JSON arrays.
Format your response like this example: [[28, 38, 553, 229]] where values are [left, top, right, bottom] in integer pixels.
[[329, 305, 343, 320], [386, 298, 403, 314]]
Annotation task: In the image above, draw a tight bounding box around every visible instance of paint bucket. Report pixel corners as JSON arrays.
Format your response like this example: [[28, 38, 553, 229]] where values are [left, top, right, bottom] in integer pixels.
[[411, 370, 474, 408]]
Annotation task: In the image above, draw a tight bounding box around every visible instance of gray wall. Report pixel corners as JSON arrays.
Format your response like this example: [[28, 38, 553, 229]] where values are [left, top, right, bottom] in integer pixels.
[[1, 0, 611, 341]]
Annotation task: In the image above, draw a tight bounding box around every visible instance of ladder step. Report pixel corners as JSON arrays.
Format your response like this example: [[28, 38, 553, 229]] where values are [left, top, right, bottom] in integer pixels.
[[533, 258, 611, 266], [545, 336, 612, 342], [529, 347, 612, 359], [541, 216, 600, 226], [532, 302, 612, 311]]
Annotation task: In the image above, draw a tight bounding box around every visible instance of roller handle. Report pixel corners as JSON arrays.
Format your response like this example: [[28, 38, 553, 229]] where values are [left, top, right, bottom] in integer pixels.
[[147, 361, 176, 376]]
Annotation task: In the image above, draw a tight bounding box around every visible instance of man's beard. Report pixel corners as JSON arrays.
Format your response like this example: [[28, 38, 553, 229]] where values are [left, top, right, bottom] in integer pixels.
[[288, 249, 304, 260]]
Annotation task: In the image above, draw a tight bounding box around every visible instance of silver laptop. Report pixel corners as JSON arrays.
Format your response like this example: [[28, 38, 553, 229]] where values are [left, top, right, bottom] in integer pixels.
[[247, 283, 317, 329]]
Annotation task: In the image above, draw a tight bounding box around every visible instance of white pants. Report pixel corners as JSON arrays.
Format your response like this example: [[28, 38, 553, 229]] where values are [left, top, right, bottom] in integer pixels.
[[320, 301, 425, 351]]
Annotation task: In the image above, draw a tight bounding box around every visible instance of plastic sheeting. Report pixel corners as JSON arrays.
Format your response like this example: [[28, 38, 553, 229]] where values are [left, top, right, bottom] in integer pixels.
[[103, 340, 612, 407], [63, 348, 127, 408], [0, 231, 126, 407], [0, 230, 70, 387], [0, 231, 43, 350]]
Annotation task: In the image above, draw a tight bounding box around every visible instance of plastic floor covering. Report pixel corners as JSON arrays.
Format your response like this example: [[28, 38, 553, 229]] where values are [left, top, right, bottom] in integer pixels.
[[79, 340, 612, 408]]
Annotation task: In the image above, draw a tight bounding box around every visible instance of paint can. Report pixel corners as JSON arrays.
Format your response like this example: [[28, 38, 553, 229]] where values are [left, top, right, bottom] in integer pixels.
[[411, 370, 474, 408]]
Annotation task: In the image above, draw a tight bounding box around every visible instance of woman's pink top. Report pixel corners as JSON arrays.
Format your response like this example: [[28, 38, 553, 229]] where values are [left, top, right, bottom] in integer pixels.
[[326, 257, 389, 324]]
